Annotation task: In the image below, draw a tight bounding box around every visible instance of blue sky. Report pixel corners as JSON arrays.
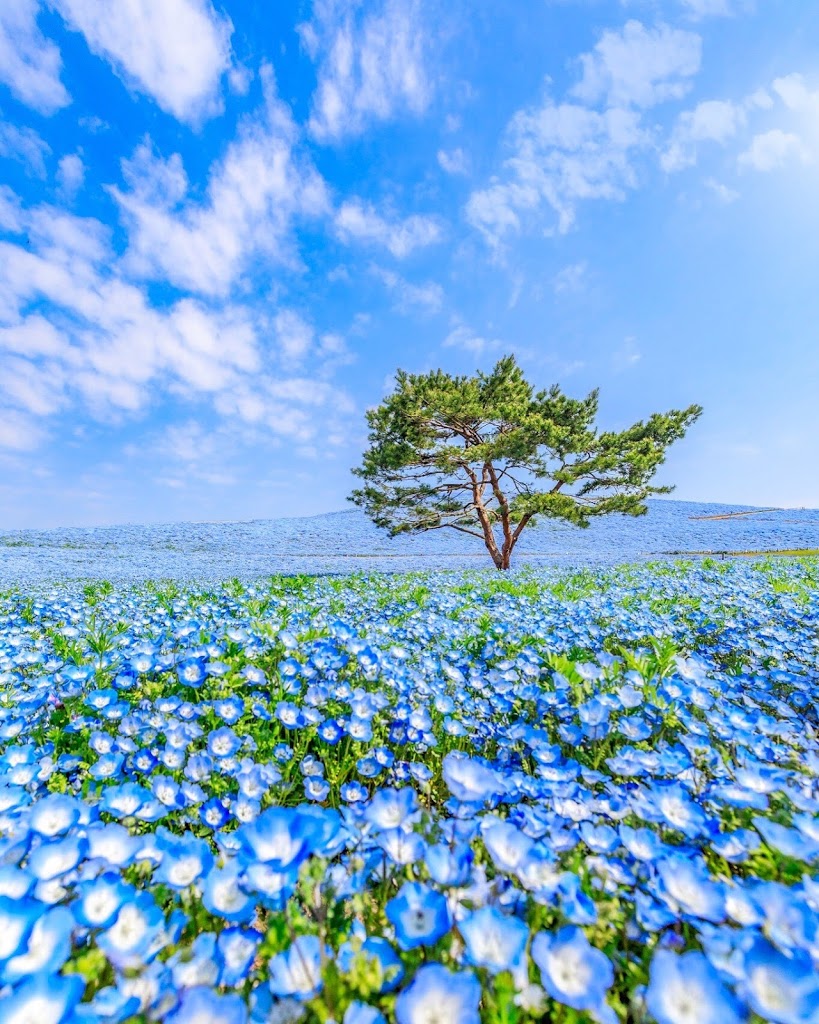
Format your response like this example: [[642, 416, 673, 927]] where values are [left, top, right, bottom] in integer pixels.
[[1, 0, 818, 529]]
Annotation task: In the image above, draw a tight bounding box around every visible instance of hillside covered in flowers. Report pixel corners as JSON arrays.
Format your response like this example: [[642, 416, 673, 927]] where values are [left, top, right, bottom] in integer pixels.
[[0, 557, 817, 1023]]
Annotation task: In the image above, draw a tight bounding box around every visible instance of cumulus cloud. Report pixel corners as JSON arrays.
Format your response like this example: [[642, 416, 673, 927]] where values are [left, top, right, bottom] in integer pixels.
[[57, 152, 85, 196], [443, 321, 502, 355], [0, 190, 351, 449], [571, 20, 701, 110], [466, 19, 703, 246], [0, 122, 51, 178], [704, 177, 740, 202], [553, 261, 588, 294], [738, 129, 808, 172], [111, 71, 329, 296], [372, 266, 443, 313], [437, 147, 468, 175], [53, 0, 234, 123], [0, 0, 70, 114], [467, 101, 648, 242], [300, 0, 431, 142], [661, 99, 745, 172], [678, 0, 739, 18], [335, 199, 442, 257]]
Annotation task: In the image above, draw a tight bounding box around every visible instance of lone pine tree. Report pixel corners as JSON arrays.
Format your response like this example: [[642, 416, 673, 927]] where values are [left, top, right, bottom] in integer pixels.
[[349, 355, 702, 570]]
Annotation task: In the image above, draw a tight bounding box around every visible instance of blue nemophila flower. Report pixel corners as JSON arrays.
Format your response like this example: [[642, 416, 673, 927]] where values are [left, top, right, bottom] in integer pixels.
[[97, 891, 166, 969], [217, 927, 261, 987], [460, 904, 529, 974], [737, 936, 819, 1024], [344, 1002, 386, 1024], [202, 858, 255, 923], [425, 842, 473, 887], [394, 963, 481, 1024], [377, 827, 425, 865], [442, 751, 506, 804], [531, 927, 614, 1018], [3, 904, 74, 980], [154, 830, 214, 889], [200, 796, 231, 829], [0, 971, 84, 1024], [74, 872, 132, 928], [27, 834, 86, 880], [268, 934, 324, 1000], [386, 881, 451, 949], [236, 806, 312, 871], [208, 727, 243, 759], [655, 855, 726, 923], [28, 792, 81, 837], [364, 787, 418, 830], [483, 819, 535, 874], [166, 986, 248, 1024], [177, 657, 207, 687], [646, 948, 744, 1024], [0, 895, 40, 965]]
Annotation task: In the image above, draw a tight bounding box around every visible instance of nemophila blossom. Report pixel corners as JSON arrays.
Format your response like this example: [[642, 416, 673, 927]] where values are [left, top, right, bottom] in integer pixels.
[[268, 934, 324, 1000], [646, 948, 745, 1024], [395, 963, 481, 1024], [654, 855, 726, 922], [97, 891, 166, 969], [202, 858, 255, 923], [0, 971, 84, 1024], [425, 842, 473, 887], [532, 927, 614, 1019], [74, 872, 132, 928], [386, 881, 451, 949], [344, 1003, 386, 1024], [460, 904, 529, 974], [154, 831, 214, 889], [737, 935, 819, 1024], [27, 834, 86, 880], [442, 751, 506, 804], [166, 986, 248, 1024], [364, 787, 418, 830], [218, 927, 262, 987], [28, 792, 80, 837], [482, 820, 534, 874]]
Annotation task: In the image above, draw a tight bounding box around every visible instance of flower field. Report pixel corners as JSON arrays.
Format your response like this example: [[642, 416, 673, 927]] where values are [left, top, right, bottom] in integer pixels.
[[0, 557, 817, 1024]]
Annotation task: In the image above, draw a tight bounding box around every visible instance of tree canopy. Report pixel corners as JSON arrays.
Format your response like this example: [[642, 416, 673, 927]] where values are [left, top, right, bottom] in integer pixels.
[[349, 355, 702, 569]]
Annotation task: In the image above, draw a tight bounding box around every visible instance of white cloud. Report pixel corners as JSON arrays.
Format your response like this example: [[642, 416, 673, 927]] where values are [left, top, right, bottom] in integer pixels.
[[704, 177, 739, 203], [0, 408, 46, 450], [57, 153, 85, 196], [372, 266, 443, 313], [612, 336, 641, 371], [678, 0, 737, 17], [738, 129, 808, 172], [0, 0, 70, 114], [335, 199, 442, 257], [553, 261, 588, 294], [275, 310, 314, 367], [301, 0, 431, 142], [0, 191, 352, 449], [572, 20, 701, 109], [111, 71, 329, 297], [772, 73, 819, 116], [661, 99, 745, 172], [465, 20, 702, 246], [467, 101, 648, 241], [437, 147, 468, 175], [0, 122, 51, 178], [443, 321, 501, 355], [53, 0, 234, 123]]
